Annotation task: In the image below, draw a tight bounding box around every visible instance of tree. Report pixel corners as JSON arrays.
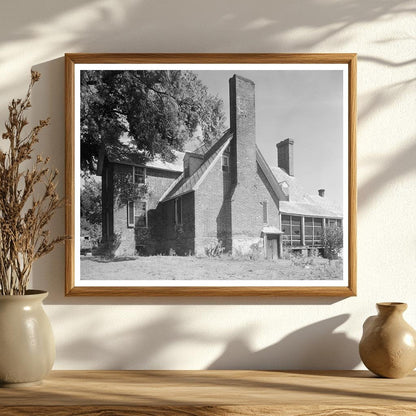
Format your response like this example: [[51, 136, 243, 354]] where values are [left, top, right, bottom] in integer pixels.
[[80, 175, 102, 242], [81, 70, 226, 173], [322, 226, 343, 260]]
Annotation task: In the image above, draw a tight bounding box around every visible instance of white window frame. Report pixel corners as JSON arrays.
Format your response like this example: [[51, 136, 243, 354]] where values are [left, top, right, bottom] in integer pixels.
[[133, 166, 146, 184], [127, 200, 147, 228], [127, 201, 135, 228], [305, 217, 323, 246]]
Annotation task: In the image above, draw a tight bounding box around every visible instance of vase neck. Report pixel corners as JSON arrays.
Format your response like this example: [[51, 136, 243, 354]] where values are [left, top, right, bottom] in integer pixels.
[[377, 302, 407, 316]]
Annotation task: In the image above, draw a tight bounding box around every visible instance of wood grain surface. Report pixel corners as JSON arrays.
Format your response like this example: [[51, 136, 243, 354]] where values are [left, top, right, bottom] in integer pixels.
[[1, 370, 414, 415]]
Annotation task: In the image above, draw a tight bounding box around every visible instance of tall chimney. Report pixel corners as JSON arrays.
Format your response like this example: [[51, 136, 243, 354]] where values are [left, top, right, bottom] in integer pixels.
[[276, 138, 294, 176], [318, 189, 325, 197], [229, 75, 256, 186], [229, 75, 259, 249]]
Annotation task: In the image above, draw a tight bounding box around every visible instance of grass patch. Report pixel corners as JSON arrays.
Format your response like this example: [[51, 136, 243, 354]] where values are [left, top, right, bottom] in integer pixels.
[[81, 255, 343, 281]]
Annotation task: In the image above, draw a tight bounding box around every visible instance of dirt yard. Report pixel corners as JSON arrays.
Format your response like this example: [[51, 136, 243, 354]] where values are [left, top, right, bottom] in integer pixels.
[[81, 255, 343, 281]]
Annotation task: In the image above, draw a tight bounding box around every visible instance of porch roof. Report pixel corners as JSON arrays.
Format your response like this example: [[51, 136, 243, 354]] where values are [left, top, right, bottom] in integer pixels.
[[257, 148, 343, 219], [262, 226, 283, 235]]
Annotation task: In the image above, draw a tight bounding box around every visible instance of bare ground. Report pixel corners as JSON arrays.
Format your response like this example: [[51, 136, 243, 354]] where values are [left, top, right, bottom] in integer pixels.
[[80, 255, 343, 281]]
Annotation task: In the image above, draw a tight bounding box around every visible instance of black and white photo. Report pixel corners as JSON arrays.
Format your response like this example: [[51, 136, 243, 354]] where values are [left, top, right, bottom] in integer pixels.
[[65, 54, 356, 296]]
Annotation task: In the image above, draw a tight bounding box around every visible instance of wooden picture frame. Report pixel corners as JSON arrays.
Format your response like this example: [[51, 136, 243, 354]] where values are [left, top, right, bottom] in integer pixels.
[[65, 53, 356, 296]]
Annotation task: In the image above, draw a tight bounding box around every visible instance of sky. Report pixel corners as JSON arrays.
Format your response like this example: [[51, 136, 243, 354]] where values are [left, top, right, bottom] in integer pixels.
[[194, 69, 345, 208]]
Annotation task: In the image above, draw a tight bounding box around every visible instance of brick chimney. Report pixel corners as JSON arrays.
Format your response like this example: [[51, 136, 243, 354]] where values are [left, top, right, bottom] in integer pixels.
[[229, 75, 256, 187], [276, 138, 294, 176], [318, 189, 325, 197], [229, 75, 259, 245]]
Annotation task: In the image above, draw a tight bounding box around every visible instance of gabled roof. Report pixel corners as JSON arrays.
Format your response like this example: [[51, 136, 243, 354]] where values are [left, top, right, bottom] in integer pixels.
[[97, 141, 184, 176], [160, 130, 233, 202]]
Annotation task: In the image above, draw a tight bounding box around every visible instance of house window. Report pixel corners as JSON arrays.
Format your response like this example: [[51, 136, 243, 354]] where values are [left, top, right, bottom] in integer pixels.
[[127, 200, 147, 228], [262, 201, 268, 224], [305, 217, 323, 246], [326, 218, 342, 228], [222, 155, 229, 172], [133, 166, 146, 184], [281, 215, 301, 246], [174, 197, 182, 225]]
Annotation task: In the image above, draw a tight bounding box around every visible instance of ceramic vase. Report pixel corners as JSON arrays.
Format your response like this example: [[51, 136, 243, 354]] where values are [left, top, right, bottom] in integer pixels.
[[359, 302, 416, 378], [0, 290, 55, 387]]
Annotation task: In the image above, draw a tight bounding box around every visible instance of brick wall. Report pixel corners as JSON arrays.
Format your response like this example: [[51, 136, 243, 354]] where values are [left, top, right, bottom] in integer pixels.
[[155, 192, 195, 255], [194, 151, 232, 255], [109, 162, 181, 256]]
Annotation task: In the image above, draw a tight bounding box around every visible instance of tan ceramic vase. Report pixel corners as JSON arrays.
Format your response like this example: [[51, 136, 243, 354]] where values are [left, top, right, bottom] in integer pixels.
[[359, 302, 416, 378], [0, 290, 55, 387]]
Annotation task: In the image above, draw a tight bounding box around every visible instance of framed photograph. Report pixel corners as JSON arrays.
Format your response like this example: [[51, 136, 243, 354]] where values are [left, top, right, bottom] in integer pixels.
[[65, 53, 356, 296]]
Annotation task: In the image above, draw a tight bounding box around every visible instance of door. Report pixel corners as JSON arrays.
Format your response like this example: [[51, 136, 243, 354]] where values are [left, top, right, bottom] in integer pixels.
[[266, 235, 278, 260]]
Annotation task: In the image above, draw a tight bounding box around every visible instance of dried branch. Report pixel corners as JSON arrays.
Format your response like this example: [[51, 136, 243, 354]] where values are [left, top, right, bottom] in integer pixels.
[[0, 71, 66, 295]]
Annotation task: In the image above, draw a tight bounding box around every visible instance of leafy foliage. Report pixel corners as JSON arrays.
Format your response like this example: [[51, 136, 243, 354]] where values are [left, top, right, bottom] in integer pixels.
[[80, 175, 102, 244], [80, 175, 102, 225], [322, 226, 343, 260], [81, 70, 226, 173], [0, 72, 65, 295]]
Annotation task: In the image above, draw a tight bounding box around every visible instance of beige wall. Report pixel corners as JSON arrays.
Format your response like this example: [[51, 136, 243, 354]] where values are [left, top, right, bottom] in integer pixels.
[[1, 0, 415, 370]]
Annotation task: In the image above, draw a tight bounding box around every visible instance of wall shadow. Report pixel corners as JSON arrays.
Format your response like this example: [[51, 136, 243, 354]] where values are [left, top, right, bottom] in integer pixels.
[[207, 314, 360, 370], [52, 309, 359, 370]]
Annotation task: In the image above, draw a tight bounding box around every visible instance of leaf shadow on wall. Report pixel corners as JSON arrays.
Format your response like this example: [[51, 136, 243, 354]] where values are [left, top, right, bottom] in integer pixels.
[[53, 309, 359, 370], [0, 0, 414, 100], [207, 314, 360, 370]]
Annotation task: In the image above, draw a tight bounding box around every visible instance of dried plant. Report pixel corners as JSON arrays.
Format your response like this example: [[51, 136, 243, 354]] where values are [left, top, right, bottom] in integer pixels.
[[0, 71, 65, 295]]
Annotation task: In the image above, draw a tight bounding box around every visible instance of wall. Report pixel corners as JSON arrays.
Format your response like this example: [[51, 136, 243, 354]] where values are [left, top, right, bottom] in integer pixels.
[[0, 0, 415, 370]]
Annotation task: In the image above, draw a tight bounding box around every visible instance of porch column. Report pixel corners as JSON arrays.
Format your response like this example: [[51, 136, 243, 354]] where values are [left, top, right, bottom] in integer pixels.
[[301, 216, 305, 246]]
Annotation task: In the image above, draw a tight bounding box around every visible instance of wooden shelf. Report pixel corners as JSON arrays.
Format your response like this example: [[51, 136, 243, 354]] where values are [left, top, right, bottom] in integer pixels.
[[1, 370, 415, 415]]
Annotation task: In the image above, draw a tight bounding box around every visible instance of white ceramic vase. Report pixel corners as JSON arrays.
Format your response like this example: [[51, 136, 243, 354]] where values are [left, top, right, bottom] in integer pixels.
[[0, 290, 55, 387]]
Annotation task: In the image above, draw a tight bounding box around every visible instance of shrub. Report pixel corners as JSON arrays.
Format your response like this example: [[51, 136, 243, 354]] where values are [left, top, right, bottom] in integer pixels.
[[94, 233, 121, 258], [322, 226, 343, 260], [205, 241, 225, 257]]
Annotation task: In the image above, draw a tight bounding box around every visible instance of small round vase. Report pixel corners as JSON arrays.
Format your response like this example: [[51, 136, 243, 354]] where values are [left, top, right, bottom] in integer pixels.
[[0, 290, 55, 387], [359, 302, 416, 378]]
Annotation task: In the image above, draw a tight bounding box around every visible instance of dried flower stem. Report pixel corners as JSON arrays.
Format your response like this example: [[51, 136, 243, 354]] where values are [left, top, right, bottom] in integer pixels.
[[0, 71, 65, 295]]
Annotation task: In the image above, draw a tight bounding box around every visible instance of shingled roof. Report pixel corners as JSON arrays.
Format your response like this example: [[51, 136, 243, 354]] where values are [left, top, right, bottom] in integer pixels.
[[256, 147, 343, 218], [97, 141, 184, 176]]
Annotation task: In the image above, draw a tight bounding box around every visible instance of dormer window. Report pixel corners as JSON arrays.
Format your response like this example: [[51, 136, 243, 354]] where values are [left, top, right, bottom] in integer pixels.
[[222, 155, 229, 172], [133, 166, 146, 184], [279, 181, 289, 196]]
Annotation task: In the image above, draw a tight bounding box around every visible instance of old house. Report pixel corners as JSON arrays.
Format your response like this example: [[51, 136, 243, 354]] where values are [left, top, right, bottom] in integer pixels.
[[97, 74, 342, 258]]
